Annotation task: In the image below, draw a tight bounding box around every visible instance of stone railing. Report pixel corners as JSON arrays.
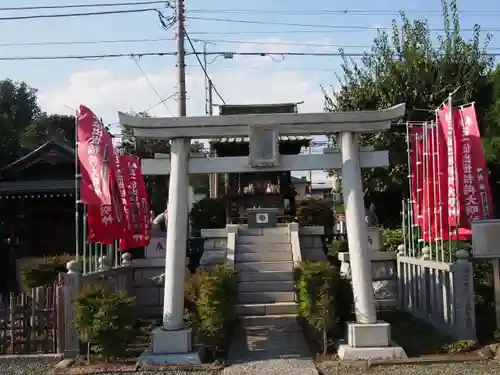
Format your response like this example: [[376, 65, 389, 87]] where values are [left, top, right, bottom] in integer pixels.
[[339, 251, 398, 310], [288, 223, 302, 267], [199, 225, 239, 268], [397, 248, 476, 341]]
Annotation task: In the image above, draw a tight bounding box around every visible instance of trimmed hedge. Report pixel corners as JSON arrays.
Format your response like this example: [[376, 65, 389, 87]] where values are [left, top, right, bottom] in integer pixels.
[[185, 264, 237, 360], [19, 255, 72, 289], [74, 283, 138, 362], [295, 261, 353, 354]]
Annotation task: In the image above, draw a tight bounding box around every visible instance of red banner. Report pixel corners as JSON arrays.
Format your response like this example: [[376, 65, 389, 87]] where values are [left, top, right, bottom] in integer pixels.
[[119, 155, 151, 250], [437, 105, 462, 229], [77, 105, 117, 205], [419, 124, 449, 242], [455, 104, 493, 224]]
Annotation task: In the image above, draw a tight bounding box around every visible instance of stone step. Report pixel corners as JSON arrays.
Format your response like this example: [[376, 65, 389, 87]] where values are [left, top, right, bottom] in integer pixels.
[[238, 270, 294, 283], [239, 314, 300, 332], [238, 280, 295, 293], [238, 227, 289, 236], [236, 251, 293, 263], [235, 261, 294, 272], [236, 243, 291, 253], [235, 302, 298, 316], [237, 235, 290, 245], [238, 291, 295, 304]]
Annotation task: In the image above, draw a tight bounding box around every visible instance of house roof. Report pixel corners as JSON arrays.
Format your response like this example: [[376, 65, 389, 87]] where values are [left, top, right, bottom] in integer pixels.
[[0, 138, 75, 178]]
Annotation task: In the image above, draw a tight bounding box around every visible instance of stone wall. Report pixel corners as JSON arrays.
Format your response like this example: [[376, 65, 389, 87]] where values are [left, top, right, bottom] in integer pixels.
[[299, 226, 327, 261]]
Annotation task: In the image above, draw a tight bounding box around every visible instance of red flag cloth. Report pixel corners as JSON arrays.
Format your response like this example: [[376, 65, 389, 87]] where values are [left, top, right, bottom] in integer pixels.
[[419, 124, 449, 242], [455, 104, 493, 224], [77, 105, 117, 205], [119, 155, 151, 250], [85, 147, 127, 244]]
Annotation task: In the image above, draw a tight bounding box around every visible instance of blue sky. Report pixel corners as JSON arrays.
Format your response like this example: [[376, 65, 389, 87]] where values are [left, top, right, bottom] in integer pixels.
[[1, 0, 499, 181]]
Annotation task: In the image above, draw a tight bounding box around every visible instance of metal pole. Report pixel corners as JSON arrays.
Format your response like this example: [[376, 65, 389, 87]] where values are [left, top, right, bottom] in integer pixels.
[[74, 112, 80, 267]]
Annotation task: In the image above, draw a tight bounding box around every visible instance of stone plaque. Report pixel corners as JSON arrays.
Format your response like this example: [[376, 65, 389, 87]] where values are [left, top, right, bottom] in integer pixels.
[[367, 227, 382, 251], [145, 236, 166, 259], [248, 123, 280, 168], [472, 219, 500, 258]]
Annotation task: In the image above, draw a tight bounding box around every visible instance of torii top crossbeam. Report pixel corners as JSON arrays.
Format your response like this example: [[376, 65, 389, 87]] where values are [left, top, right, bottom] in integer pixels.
[[117, 104, 406, 139]]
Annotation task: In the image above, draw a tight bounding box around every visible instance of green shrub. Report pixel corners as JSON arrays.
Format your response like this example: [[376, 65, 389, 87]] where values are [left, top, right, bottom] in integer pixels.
[[296, 198, 335, 240], [189, 197, 226, 231], [380, 227, 404, 252], [295, 261, 353, 354], [19, 255, 71, 289], [74, 283, 137, 362], [185, 264, 237, 358]]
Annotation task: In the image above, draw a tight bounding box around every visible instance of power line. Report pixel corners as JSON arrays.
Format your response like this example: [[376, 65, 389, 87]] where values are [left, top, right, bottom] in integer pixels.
[[0, 1, 167, 11], [131, 55, 174, 116], [183, 29, 226, 104], [188, 8, 500, 16], [0, 8, 164, 21], [186, 16, 500, 32], [0, 52, 176, 60], [10, 36, 500, 51], [2, 49, 500, 61], [142, 92, 178, 113]]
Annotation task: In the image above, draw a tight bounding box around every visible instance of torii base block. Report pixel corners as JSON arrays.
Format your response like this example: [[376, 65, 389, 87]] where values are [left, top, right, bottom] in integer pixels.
[[137, 327, 201, 366], [337, 322, 407, 360]]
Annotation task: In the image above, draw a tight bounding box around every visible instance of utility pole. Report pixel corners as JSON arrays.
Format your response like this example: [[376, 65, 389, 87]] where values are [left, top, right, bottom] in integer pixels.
[[208, 80, 213, 116], [176, 0, 186, 117]]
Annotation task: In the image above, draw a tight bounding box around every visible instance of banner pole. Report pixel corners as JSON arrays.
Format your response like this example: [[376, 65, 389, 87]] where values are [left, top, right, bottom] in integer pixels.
[[74, 110, 81, 267]]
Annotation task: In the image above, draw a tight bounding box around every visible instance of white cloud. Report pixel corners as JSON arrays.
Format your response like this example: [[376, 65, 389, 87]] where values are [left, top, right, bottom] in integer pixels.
[[37, 37, 334, 181], [38, 55, 327, 125]]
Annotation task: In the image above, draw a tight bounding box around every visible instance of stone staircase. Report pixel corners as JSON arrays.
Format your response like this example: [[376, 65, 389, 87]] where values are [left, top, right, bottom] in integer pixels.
[[234, 226, 298, 316]]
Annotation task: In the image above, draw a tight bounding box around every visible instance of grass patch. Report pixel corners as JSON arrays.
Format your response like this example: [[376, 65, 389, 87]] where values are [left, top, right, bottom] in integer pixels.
[[379, 310, 478, 356]]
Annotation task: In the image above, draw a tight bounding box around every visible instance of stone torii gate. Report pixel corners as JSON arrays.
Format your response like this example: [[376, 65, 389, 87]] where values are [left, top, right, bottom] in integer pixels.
[[118, 104, 406, 360]]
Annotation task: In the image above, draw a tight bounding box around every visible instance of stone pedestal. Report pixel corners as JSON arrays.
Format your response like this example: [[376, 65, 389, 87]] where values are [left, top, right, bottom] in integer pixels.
[[246, 207, 279, 228], [337, 321, 407, 360], [152, 327, 192, 354], [137, 327, 201, 366]]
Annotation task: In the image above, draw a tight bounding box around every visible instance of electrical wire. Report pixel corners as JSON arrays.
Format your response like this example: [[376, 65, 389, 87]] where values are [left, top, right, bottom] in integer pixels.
[[187, 8, 500, 16], [183, 29, 227, 104], [186, 16, 500, 33], [3, 49, 500, 61], [142, 92, 178, 113], [0, 8, 165, 21], [131, 56, 174, 116], [0, 1, 168, 11], [5, 36, 500, 52]]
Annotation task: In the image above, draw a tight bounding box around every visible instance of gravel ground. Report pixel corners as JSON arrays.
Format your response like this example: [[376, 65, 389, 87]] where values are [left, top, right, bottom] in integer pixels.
[[0, 356, 60, 375], [317, 360, 500, 375]]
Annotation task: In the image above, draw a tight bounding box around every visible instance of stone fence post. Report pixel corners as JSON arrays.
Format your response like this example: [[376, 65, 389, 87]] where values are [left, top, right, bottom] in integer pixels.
[[62, 260, 80, 358], [451, 249, 476, 340]]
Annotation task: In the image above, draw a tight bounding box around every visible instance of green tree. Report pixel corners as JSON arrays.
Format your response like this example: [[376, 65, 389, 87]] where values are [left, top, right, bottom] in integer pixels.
[[21, 114, 76, 149], [325, 0, 493, 197], [0, 79, 41, 165]]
